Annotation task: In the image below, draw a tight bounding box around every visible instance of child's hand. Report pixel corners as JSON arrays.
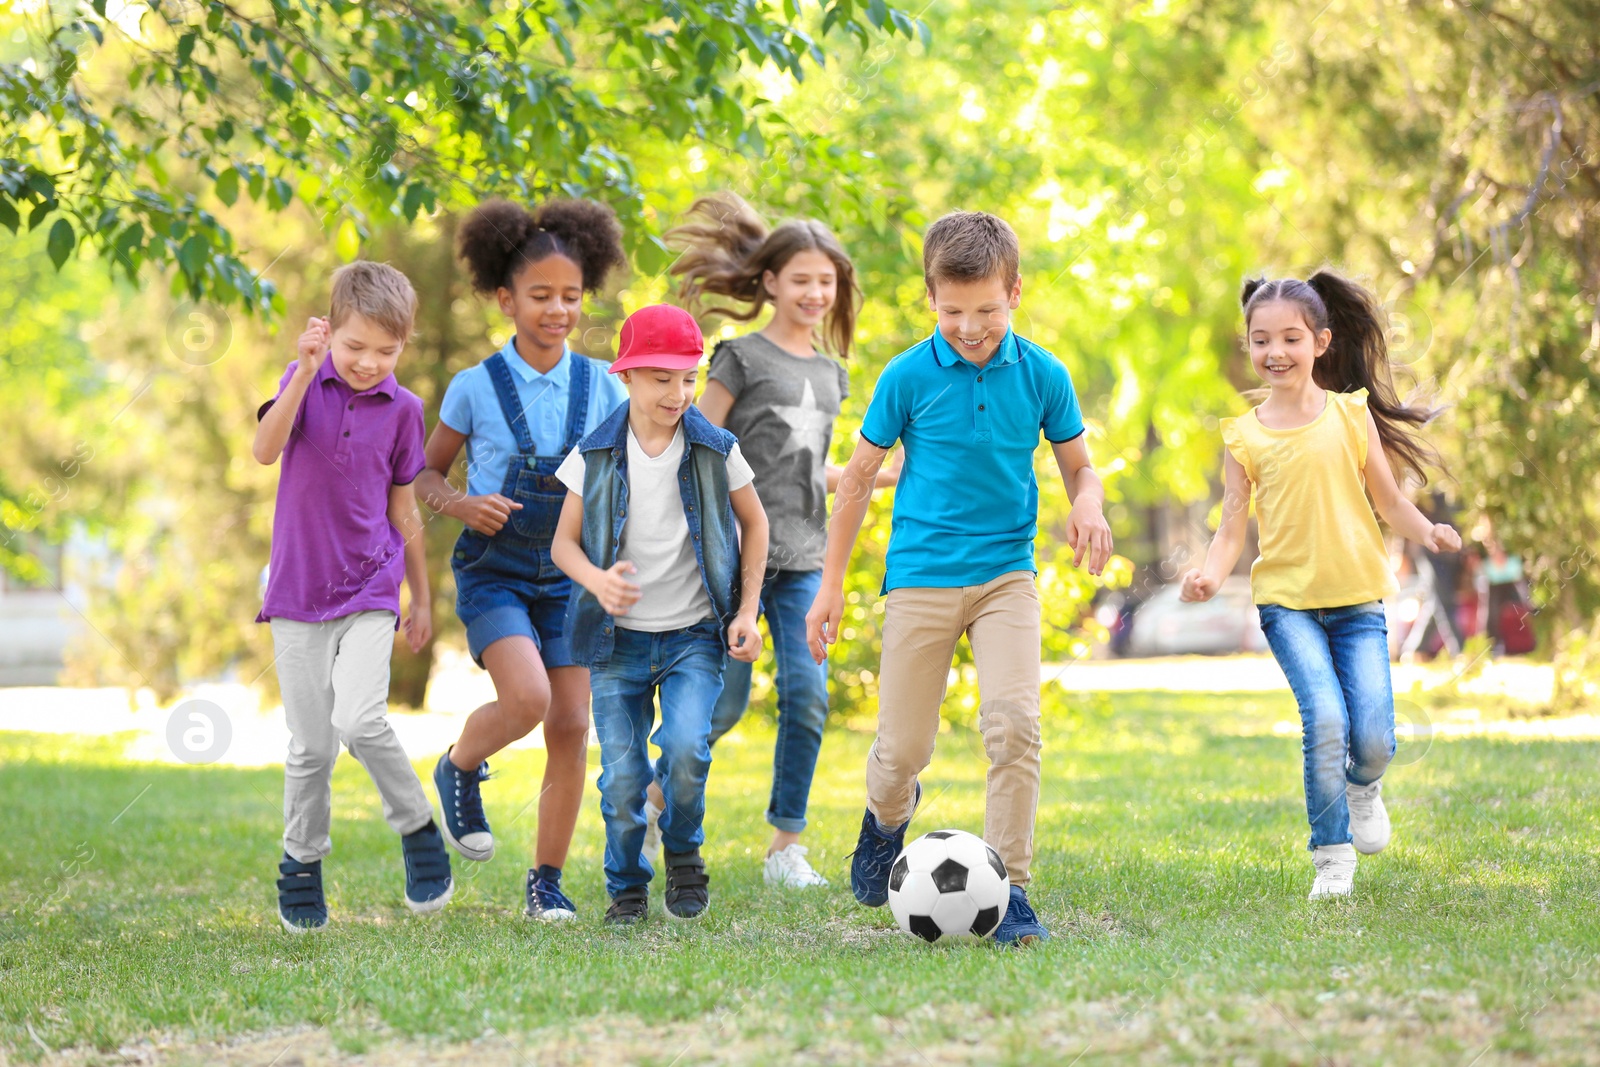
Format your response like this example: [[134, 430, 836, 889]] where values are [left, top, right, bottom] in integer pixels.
[[805, 585, 845, 664], [1424, 523, 1462, 553], [1179, 568, 1218, 602], [403, 599, 432, 654], [296, 317, 329, 368], [594, 560, 641, 616], [457, 493, 523, 536], [727, 613, 763, 663], [1065, 498, 1114, 576]]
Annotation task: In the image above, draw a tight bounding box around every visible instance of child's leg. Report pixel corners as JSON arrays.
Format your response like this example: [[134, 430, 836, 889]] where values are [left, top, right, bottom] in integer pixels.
[[652, 624, 728, 856], [451, 635, 551, 767], [1325, 604, 1396, 786], [764, 569, 830, 837], [329, 611, 432, 837], [536, 666, 591, 869], [965, 571, 1044, 887], [590, 629, 659, 897], [1258, 605, 1354, 849], [868, 586, 965, 829], [271, 617, 343, 863]]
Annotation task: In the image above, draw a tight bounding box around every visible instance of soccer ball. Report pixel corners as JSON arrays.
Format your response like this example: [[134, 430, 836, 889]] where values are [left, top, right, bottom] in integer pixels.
[[887, 829, 1010, 942]]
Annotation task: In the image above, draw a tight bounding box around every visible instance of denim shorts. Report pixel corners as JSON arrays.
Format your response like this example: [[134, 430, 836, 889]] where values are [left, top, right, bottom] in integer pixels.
[[451, 531, 577, 670]]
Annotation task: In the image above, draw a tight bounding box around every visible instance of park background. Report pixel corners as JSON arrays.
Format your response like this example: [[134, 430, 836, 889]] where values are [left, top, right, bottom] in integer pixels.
[[4, 1, 1600, 1064]]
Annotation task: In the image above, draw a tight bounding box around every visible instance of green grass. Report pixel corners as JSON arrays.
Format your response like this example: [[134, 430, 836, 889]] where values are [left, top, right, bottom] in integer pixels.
[[4, 689, 1600, 1065]]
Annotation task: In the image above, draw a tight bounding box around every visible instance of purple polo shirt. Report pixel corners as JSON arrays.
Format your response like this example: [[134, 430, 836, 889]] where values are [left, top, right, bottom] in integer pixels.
[[255, 353, 426, 626]]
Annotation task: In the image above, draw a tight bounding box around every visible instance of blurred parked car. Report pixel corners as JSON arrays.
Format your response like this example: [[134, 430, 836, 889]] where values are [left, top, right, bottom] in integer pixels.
[[1123, 577, 1268, 657]]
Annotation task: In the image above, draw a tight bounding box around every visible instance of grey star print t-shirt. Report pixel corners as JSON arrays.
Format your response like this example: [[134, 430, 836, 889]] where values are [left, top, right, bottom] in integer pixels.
[[708, 332, 849, 572]]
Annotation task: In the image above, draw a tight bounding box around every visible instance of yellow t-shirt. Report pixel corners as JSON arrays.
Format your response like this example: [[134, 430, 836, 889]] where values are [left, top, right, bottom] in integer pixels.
[[1219, 388, 1398, 610]]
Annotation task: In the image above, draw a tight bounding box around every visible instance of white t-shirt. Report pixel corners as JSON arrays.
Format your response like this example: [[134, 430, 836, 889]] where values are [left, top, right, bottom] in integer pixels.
[[556, 426, 754, 632]]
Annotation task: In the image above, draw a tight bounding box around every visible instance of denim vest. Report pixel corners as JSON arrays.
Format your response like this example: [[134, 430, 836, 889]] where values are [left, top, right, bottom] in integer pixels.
[[567, 401, 742, 668]]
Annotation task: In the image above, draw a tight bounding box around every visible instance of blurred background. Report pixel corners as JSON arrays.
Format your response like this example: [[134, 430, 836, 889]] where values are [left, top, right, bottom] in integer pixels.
[[3, 0, 1596, 721]]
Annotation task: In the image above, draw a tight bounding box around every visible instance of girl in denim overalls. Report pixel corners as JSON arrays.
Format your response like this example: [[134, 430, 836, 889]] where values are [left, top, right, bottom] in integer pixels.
[[1181, 270, 1461, 901], [414, 198, 627, 920]]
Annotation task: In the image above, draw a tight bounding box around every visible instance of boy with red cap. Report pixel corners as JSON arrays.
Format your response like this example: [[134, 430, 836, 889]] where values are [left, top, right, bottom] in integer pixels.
[[551, 304, 769, 924]]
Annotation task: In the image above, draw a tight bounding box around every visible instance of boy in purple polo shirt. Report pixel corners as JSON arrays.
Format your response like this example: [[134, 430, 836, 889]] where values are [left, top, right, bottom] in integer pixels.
[[253, 261, 453, 932]]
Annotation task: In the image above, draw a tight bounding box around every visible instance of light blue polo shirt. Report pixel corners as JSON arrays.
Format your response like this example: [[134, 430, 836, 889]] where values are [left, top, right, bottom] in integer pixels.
[[859, 329, 1085, 592], [439, 339, 627, 496]]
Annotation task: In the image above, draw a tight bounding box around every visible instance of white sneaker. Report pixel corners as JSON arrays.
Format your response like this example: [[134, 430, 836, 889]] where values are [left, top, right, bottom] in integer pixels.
[[763, 843, 830, 888], [1309, 843, 1357, 900], [642, 798, 663, 863], [1346, 779, 1391, 854]]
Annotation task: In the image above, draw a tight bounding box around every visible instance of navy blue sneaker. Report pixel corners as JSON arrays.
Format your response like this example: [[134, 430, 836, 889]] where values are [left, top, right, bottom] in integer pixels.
[[433, 748, 494, 861], [664, 849, 711, 921], [524, 864, 577, 922], [604, 887, 649, 926], [994, 884, 1050, 946], [401, 820, 454, 914], [276, 852, 327, 933], [850, 781, 921, 907]]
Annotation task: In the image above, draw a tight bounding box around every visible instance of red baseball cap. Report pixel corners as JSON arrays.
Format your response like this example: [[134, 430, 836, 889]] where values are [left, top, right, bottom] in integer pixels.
[[608, 304, 705, 373]]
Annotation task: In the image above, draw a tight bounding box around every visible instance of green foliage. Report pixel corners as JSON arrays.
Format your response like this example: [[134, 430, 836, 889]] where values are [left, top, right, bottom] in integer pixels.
[[0, 0, 925, 308]]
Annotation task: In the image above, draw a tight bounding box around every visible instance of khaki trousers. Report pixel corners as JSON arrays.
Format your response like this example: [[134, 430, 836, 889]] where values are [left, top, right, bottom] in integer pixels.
[[867, 570, 1043, 885]]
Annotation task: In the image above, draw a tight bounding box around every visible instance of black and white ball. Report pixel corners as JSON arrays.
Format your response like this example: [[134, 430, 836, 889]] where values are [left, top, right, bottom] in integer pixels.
[[888, 829, 1010, 942]]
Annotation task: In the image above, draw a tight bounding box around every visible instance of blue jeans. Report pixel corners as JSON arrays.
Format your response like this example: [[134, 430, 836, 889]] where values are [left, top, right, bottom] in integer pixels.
[[1259, 602, 1396, 851], [592, 621, 725, 896], [697, 568, 829, 834]]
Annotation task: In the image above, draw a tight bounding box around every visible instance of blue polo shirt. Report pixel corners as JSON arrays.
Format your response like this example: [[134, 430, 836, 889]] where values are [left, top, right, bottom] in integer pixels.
[[439, 339, 627, 496], [859, 329, 1084, 592]]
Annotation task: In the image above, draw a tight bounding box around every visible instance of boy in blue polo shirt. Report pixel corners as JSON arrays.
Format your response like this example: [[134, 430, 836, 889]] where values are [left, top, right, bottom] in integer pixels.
[[806, 211, 1113, 946]]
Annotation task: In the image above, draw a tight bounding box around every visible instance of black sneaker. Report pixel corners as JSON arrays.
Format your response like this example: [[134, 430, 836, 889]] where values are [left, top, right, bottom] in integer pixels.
[[604, 887, 649, 926], [401, 820, 454, 914], [663, 849, 710, 921], [433, 748, 494, 862], [849, 781, 921, 907], [276, 852, 328, 933], [524, 865, 577, 921]]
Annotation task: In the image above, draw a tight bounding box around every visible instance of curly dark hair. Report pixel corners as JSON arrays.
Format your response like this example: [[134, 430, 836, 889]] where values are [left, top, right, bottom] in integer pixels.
[[456, 198, 626, 294]]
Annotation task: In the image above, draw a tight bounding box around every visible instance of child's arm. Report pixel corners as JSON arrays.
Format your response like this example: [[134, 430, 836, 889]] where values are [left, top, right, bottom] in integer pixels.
[[414, 424, 525, 536], [726, 483, 769, 664], [1050, 436, 1113, 576], [1180, 452, 1251, 602], [805, 436, 891, 663], [1363, 411, 1462, 552], [387, 480, 432, 653], [252, 318, 327, 464], [826, 451, 900, 492], [549, 491, 642, 616]]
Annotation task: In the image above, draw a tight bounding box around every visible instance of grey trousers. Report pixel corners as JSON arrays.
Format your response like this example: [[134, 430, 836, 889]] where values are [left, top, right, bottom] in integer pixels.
[[271, 610, 433, 862]]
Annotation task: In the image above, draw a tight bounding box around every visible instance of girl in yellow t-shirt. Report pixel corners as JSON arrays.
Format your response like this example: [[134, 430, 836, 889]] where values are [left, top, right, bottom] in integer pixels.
[[1181, 270, 1461, 902]]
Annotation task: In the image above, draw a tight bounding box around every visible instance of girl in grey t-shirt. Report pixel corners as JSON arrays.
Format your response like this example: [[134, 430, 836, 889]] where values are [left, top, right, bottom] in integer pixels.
[[637, 192, 897, 889]]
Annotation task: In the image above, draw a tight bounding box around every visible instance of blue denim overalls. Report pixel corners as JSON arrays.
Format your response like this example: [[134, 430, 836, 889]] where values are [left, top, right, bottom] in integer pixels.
[[451, 350, 592, 668]]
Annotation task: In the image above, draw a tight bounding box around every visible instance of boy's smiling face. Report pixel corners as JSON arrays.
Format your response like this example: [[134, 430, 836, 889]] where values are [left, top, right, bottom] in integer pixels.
[[328, 311, 404, 391], [927, 273, 1022, 366], [619, 366, 699, 433]]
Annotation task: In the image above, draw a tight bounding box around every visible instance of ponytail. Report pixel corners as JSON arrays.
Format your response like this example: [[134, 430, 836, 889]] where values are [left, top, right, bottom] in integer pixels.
[[667, 192, 860, 360], [1242, 270, 1442, 486]]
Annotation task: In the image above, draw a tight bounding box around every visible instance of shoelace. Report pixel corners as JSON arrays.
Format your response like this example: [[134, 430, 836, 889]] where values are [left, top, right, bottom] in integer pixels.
[[1347, 785, 1377, 818], [531, 875, 575, 912], [1005, 891, 1039, 928], [449, 761, 491, 832]]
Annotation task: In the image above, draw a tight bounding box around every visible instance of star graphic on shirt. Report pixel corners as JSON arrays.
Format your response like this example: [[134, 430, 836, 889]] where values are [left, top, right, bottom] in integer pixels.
[[771, 379, 832, 462]]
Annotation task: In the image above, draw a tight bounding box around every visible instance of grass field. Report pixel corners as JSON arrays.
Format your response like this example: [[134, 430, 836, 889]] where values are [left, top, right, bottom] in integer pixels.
[[4, 687, 1599, 1065]]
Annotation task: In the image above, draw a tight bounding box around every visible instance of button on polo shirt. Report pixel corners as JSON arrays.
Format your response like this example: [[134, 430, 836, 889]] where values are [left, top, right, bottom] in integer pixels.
[[858, 329, 1085, 592]]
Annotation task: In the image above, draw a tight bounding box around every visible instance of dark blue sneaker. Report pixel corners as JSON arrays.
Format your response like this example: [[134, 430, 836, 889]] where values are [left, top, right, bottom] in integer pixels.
[[276, 852, 327, 933], [994, 884, 1050, 946], [433, 748, 494, 861], [850, 781, 921, 907], [524, 864, 577, 922], [401, 820, 454, 914]]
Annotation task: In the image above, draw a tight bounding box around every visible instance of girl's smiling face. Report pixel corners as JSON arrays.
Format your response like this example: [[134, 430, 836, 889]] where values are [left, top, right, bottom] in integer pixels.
[[1248, 299, 1330, 388], [498, 252, 584, 361], [763, 249, 837, 337]]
